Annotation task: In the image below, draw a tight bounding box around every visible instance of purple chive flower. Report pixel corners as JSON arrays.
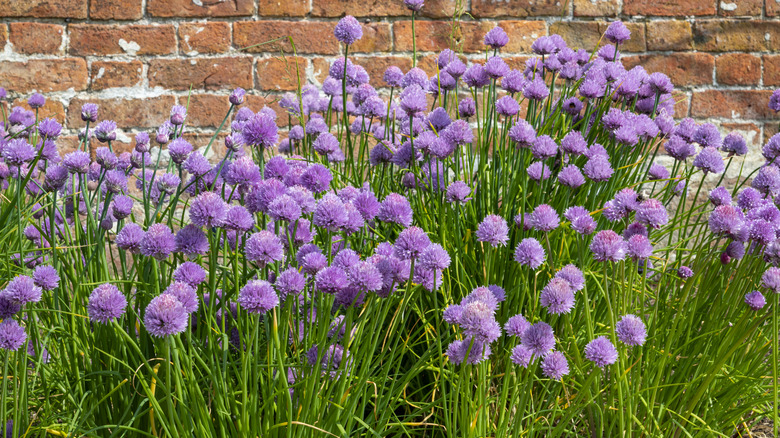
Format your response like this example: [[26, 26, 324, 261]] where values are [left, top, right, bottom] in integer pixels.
[[44, 164, 69, 191], [378, 193, 413, 227], [0, 320, 26, 351], [485, 56, 510, 79], [476, 215, 509, 247], [521, 321, 555, 358], [541, 351, 569, 380], [173, 262, 207, 288], [167, 138, 193, 165], [529, 204, 560, 232], [562, 97, 583, 115], [709, 205, 744, 237], [88, 283, 127, 324], [511, 344, 534, 367], [242, 113, 278, 149], [722, 132, 748, 156], [223, 205, 255, 231], [626, 234, 653, 260], [316, 266, 349, 294], [502, 69, 525, 93], [245, 230, 284, 266], [275, 267, 306, 302], [458, 98, 476, 118], [585, 336, 618, 368], [635, 199, 669, 229], [347, 261, 383, 292], [446, 181, 472, 204], [692, 147, 725, 175], [484, 26, 509, 49], [169, 105, 187, 126], [313, 193, 348, 232], [81, 103, 98, 122], [527, 162, 551, 182], [175, 224, 209, 257], [583, 156, 614, 182], [116, 223, 145, 253], [404, 0, 424, 11], [238, 280, 279, 314], [737, 187, 763, 210], [762, 267, 780, 292], [268, 194, 302, 223], [555, 264, 585, 292], [28, 93, 45, 109], [463, 64, 490, 88], [300, 163, 332, 193], [615, 314, 647, 346], [164, 282, 198, 314], [558, 165, 586, 188], [495, 96, 520, 117], [3, 139, 36, 165], [38, 118, 62, 139], [648, 163, 669, 181], [334, 15, 363, 45], [5, 275, 42, 305], [94, 120, 117, 143], [677, 266, 694, 279], [665, 135, 696, 161], [189, 192, 228, 228], [514, 238, 546, 269], [140, 223, 176, 260], [384, 66, 404, 87], [399, 84, 428, 117], [771, 90, 780, 112], [590, 230, 627, 262], [523, 78, 550, 100], [156, 173, 180, 195], [229, 87, 246, 105], [540, 277, 575, 315], [63, 150, 91, 174], [353, 190, 380, 221], [144, 294, 188, 337], [604, 21, 631, 44], [32, 266, 59, 291], [0, 293, 20, 319], [443, 304, 464, 324], [394, 226, 431, 260], [505, 314, 531, 337], [560, 131, 588, 156], [745, 291, 766, 310], [418, 243, 451, 273], [531, 135, 558, 160]]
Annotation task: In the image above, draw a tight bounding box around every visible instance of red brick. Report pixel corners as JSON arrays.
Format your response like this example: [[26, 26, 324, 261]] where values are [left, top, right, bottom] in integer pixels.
[[499, 21, 547, 53], [624, 0, 715, 16], [148, 0, 253, 17], [693, 20, 780, 52], [769, 0, 780, 16], [0, 0, 86, 18], [573, 0, 619, 16], [692, 90, 775, 120], [184, 94, 232, 128], [310, 0, 455, 18], [9, 23, 63, 55], [179, 22, 231, 55], [89, 0, 142, 19], [622, 53, 714, 87], [0, 25, 6, 51], [149, 57, 253, 91], [351, 23, 393, 53], [67, 96, 176, 129], [0, 59, 87, 93], [90, 61, 143, 90], [549, 22, 600, 51], [256, 57, 308, 91], [234, 21, 339, 55], [11, 98, 65, 124], [764, 55, 780, 86], [394, 20, 495, 54], [719, 0, 760, 16], [69, 24, 176, 56], [472, 0, 564, 17], [715, 53, 760, 86], [646, 20, 692, 51], [672, 92, 690, 118], [258, 0, 308, 16]]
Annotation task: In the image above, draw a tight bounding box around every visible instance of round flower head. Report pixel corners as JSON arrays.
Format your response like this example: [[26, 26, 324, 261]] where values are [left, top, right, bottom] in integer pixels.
[[238, 280, 279, 314], [530, 204, 560, 232], [445, 181, 472, 204], [514, 238, 546, 269], [0, 320, 26, 351], [275, 267, 305, 301], [484, 26, 509, 49], [38, 118, 62, 139], [583, 156, 614, 182], [316, 266, 349, 295], [144, 294, 188, 337], [745, 291, 766, 310], [584, 336, 618, 368], [394, 226, 431, 260], [88, 283, 127, 324], [560, 131, 588, 156], [558, 165, 585, 188], [485, 56, 510, 79], [175, 224, 209, 257], [116, 223, 145, 253], [140, 223, 176, 260], [334, 15, 363, 45], [312, 193, 348, 232], [541, 351, 569, 380], [615, 314, 647, 346], [81, 103, 99, 122], [32, 265, 59, 291], [384, 66, 404, 87], [648, 163, 670, 181], [94, 120, 117, 143], [458, 98, 476, 118], [3, 139, 36, 166], [189, 191, 228, 228], [604, 21, 631, 44], [555, 264, 585, 292], [403, 0, 424, 12], [495, 95, 520, 117], [521, 321, 555, 358], [626, 234, 653, 260], [173, 262, 207, 288], [242, 113, 278, 149], [5, 275, 42, 305], [709, 187, 732, 206], [347, 261, 383, 292], [527, 162, 551, 182], [378, 193, 413, 227], [300, 163, 332, 193], [476, 214, 509, 247], [245, 230, 284, 266], [677, 266, 694, 279], [590, 230, 627, 262], [531, 135, 558, 160], [692, 147, 725, 175], [0, 293, 21, 319], [762, 267, 780, 292], [722, 132, 748, 156], [540, 277, 575, 315], [167, 138, 192, 165], [510, 344, 534, 367], [418, 243, 451, 273], [635, 199, 668, 229], [28, 92, 45, 108], [505, 314, 531, 337]]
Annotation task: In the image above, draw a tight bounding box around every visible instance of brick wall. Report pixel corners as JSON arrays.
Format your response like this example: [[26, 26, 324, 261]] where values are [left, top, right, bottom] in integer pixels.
[[0, 0, 778, 158]]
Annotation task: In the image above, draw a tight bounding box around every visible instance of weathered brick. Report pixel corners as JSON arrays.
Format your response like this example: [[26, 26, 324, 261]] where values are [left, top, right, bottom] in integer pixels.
[[499, 21, 547, 53], [672, 92, 691, 118], [9, 23, 63, 55], [394, 20, 495, 54], [184, 94, 232, 128], [0, 59, 87, 93], [764, 55, 780, 86], [69, 24, 176, 56], [692, 90, 775, 119], [624, 0, 716, 16], [503, 56, 532, 71], [573, 0, 619, 16], [67, 96, 176, 129], [89, 0, 143, 19], [179, 22, 231, 55], [716, 53, 760, 85], [623, 53, 714, 87], [351, 23, 393, 53], [234, 21, 339, 55], [693, 20, 780, 52], [646, 20, 692, 51], [719, 0, 761, 16], [148, 0, 253, 17], [149, 58, 253, 91], [769, 0, 780, 16], [549, 22, 600, 51], [599, 22, 645, 52], [0, 0, 86, 18], [11, 98, 65, 124], [472, 0, 565, 18], [256, 57, 308, 91], [90, 61, 143, 90], [311, 0, 455, 18], [0, 25, 7, 52], [258, 0, 308, 16]]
